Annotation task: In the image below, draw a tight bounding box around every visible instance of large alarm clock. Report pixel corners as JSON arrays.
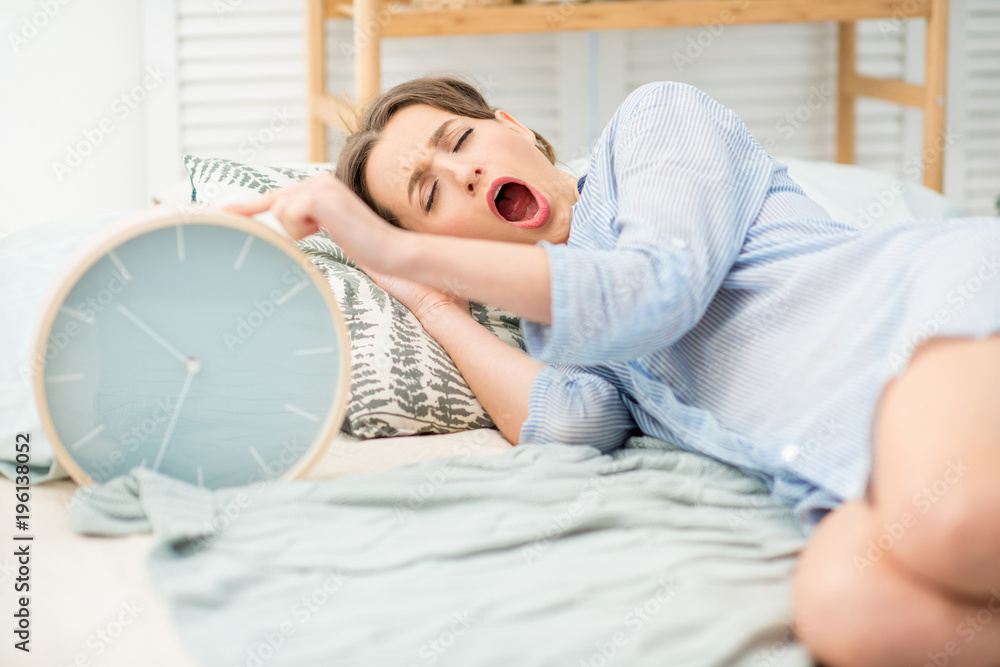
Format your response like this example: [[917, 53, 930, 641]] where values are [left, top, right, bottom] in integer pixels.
[[31, 208, 350, 489]]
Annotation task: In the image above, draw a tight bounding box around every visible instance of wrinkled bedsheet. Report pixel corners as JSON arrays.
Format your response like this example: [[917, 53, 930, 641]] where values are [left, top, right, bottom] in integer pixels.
[[70, 435, 813, 667]]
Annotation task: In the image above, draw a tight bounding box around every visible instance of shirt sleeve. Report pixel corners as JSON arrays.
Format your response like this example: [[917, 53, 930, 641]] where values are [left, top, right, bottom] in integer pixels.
[[518, 364, 638, 455], [521, 81, 777, 366]]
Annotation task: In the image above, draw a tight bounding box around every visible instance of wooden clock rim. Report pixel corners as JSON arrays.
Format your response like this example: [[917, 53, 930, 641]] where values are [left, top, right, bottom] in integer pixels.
[[31, 206, 352, 489]]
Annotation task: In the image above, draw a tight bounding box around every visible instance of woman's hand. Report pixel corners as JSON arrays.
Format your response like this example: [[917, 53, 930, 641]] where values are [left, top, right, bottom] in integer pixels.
[[358, 261, 470, 324], [224, 172, 403, 274]]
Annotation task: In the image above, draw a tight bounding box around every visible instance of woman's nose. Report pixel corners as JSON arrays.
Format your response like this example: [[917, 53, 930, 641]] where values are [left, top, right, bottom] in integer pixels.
[[464, 166, 483, 196]]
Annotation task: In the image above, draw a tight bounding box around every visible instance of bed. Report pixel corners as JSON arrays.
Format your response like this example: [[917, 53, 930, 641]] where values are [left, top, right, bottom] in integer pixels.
[[0, 153, 967, 666]]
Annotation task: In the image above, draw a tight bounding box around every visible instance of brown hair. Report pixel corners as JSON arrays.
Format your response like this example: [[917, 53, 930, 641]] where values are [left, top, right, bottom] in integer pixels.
[[334, 75, 557, 228]]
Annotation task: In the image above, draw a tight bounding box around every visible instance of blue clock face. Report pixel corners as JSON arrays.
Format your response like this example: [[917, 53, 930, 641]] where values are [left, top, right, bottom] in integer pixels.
[[37, 217, 348, 489]]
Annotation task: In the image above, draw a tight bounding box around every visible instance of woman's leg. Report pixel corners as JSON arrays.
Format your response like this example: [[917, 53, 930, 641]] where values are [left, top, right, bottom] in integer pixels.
[[871, 334, 1000, 600], [794, 333, 1000, 667], [794, 500, 1000, 667]]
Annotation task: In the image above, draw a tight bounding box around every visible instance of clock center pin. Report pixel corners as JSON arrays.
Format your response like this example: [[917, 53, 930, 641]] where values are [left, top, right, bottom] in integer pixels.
[[185, 357, 202, 375]]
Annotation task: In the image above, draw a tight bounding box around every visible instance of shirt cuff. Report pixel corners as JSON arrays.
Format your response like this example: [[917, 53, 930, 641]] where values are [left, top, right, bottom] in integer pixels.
[[521, 240, 574, 363], [517, 362, 561, 447]]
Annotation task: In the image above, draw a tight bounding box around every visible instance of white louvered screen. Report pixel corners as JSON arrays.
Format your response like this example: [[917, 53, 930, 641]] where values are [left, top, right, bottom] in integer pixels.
[[170, 0, 563, 169], [960, 0, 1000, 215], [616, 21, 907, 175], [149, 1, 997, 213], [175, 0, 309, 166]]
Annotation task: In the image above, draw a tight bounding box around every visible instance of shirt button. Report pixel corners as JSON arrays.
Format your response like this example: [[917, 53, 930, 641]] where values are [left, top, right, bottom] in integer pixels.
[[672, 238, 687, 248], [781, 444, 800, 463]]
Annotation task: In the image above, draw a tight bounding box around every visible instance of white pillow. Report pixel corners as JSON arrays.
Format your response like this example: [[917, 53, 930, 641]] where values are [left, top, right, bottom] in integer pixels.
[[774, 157, 966, 229]]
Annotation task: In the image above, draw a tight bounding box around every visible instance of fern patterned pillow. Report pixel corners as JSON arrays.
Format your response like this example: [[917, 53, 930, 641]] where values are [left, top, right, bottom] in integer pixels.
[[183, 155, 526, 438]]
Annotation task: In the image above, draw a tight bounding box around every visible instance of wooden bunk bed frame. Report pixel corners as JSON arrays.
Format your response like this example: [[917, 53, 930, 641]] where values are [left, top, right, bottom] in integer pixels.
[[306, 0, 949, 192]]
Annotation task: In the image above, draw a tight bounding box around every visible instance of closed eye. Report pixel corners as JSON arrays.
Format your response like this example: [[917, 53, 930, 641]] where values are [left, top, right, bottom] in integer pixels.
[[425, 128, 472, 213], [454, 128, 472, 152], [425, 182, 436, 213]]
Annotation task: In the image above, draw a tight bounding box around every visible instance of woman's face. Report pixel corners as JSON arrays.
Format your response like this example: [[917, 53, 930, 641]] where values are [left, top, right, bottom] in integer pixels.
[[366, 104, 578, 244]]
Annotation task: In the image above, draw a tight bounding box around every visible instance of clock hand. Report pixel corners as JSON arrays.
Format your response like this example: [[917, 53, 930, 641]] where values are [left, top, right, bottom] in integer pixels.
[[116, 304, 188, 366], [151, 359, 200, 472]]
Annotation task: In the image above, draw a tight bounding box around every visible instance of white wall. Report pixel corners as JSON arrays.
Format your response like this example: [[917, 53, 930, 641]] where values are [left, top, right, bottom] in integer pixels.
[[0, 0, 156, 236]]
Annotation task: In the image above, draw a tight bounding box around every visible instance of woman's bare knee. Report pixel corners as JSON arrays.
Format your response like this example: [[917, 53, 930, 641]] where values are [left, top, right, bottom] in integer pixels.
[[874, 475, 1000, 599], [794, 501, 986, 667]]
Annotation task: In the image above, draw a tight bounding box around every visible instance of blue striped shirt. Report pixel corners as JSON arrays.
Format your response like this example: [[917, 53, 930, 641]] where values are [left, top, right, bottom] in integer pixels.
[[517, 81, 1000, 534]]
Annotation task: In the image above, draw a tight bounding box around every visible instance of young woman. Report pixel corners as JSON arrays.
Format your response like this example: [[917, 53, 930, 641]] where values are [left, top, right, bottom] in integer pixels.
[[227, 76, 1000, 667]]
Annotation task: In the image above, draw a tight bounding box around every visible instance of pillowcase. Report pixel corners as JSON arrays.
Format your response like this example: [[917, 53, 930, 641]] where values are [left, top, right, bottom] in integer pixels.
[[183, 155, 526, 438]]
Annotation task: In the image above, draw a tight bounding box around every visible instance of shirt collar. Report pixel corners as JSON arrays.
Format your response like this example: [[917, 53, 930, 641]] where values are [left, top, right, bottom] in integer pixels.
[[576, 174, 587, 194]]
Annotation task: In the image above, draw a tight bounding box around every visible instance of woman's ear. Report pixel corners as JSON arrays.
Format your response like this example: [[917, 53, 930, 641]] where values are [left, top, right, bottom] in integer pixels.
[[494, 109, 534, 140]]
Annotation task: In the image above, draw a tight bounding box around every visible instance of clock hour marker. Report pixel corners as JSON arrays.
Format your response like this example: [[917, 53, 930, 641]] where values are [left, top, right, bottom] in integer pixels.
[[275, 280, 308, 305], [294, 346, 334, 356], [234, 234, 255, 270], [176, 226, 185, 261], [69, 424, 105, 451], [248, 446, 272, 477], [284, 404, 319, 422], [47, 373, 85, 383], [196, 466, 204, 488], [107, 250, 131, 281], [59, 306, 94, 324]]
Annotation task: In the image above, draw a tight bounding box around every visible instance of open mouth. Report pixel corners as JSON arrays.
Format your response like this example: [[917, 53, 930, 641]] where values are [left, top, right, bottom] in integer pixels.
[[488, 178, 551, 229]]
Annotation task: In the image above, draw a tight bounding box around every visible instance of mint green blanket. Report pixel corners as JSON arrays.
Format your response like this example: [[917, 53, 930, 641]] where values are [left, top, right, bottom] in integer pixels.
[[70, 436, 813, 666]]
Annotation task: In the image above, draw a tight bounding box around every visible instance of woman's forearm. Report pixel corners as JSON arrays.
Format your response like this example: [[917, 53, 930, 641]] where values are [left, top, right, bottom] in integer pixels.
[[419, 306, 545, 445], [389, 232, 552, 326]]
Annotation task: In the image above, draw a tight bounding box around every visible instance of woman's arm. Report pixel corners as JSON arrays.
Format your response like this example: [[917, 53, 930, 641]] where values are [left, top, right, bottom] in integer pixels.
[[390, 233, 552, 326], [418, 305, 544, 445], [423, 305, 638, 452], [360, 267, 636, 451], [224, 177, 553, 325]]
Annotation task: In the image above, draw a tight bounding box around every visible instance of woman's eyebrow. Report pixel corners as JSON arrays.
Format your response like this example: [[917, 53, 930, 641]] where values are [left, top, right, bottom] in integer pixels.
[[407, 118, 456, 205]]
